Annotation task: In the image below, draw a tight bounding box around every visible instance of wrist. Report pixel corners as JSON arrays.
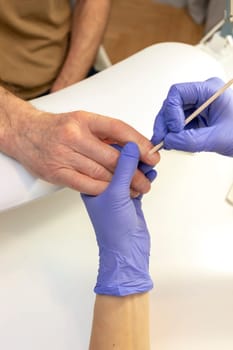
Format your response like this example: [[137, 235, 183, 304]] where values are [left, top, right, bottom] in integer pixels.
[[0, 87, 42, 160], [58, 54, 91, 85], [95, 249, 153, 296]]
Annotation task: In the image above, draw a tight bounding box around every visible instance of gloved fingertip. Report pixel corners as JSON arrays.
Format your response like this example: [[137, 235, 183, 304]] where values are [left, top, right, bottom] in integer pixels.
[[110, 142, 140, 191], [150, 134, 162, 146], [138, 161, 153, 174], [122, 142, 140, 158], [146, 169, 157, 182]]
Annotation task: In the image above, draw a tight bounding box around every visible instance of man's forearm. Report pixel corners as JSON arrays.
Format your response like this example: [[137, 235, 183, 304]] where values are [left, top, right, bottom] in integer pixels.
[[51, 0, 111, 91], [89, 293, 150, 350]]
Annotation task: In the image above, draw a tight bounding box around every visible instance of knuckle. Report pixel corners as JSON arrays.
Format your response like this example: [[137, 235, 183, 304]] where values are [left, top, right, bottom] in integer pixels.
[[90, 165, 112, 181], [109, 117, 125, 135], [58, 115, 82, 143], [104, 147, 119, 171]]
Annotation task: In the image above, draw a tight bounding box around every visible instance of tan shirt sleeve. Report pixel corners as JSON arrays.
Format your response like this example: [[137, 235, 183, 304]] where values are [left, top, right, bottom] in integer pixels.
[[0, 0, 71, 100]]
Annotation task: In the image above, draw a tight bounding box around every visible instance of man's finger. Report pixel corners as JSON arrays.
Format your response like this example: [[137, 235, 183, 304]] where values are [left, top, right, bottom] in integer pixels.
[[88, 113, 160, 165]]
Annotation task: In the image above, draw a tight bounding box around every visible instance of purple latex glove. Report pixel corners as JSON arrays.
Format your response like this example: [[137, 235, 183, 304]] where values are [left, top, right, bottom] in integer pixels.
[[152, 77, 233, 157], [81, 142, 156, 296]]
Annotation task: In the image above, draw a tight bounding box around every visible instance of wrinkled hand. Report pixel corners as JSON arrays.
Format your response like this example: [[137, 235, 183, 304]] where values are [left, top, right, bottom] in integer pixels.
[[152, 77, 233, 157], [8, 104, 159, 194], [81, 142, 156, 296]]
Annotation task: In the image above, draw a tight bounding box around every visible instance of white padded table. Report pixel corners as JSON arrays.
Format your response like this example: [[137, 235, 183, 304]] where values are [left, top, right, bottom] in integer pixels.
[[0, 43, 233, 350]]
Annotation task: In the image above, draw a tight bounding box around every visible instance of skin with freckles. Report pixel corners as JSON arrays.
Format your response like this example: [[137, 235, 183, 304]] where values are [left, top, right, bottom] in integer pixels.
[[0, 87, 160, 195]]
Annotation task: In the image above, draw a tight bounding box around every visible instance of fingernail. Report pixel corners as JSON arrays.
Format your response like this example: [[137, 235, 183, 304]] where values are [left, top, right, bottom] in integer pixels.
[[130, 190, 140, 198], [146, 150, 161, 164]]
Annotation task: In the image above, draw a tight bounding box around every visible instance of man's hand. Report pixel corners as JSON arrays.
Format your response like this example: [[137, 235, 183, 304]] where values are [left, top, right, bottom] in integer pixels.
[[0, 88, 159, 195]]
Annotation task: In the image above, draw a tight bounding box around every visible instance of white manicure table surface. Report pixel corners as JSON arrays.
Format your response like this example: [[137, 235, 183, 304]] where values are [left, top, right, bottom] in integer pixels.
[[0, 43, 233, 350]]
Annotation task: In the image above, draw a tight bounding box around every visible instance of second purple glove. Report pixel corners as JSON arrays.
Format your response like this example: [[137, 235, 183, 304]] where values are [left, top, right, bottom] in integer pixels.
[[152, 77, 233, 157]]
